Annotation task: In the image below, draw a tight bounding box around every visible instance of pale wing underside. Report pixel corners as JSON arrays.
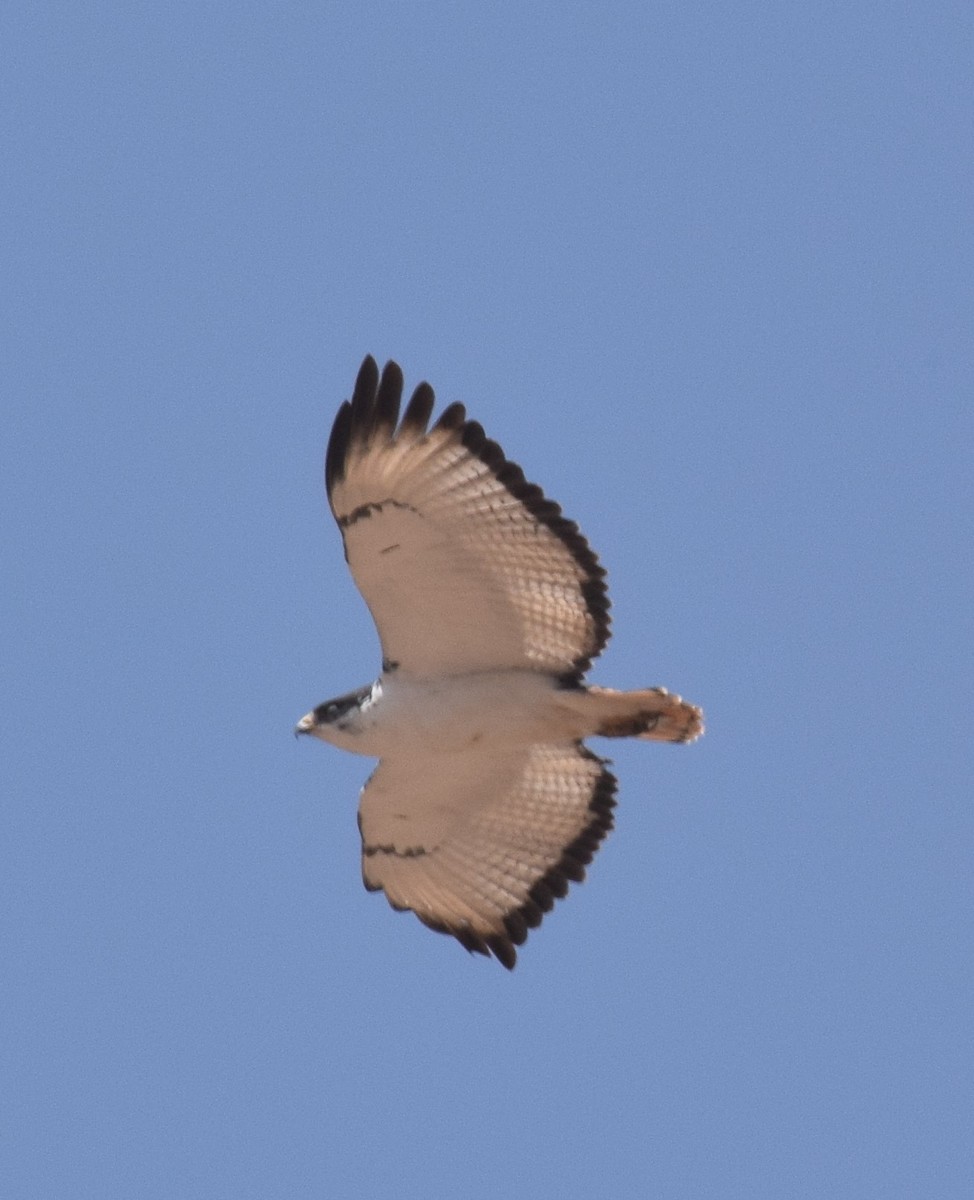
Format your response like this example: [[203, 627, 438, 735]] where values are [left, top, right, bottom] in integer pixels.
[[326, 357, 610, 678], [358, 742, 616, 968]]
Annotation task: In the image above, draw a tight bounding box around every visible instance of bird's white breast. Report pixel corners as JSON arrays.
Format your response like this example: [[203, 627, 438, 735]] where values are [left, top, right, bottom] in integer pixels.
[[337, 670, 580, 758]]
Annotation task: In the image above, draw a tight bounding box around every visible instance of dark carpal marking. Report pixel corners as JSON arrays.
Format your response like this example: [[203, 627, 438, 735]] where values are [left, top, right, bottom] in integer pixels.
[[363, 843, 429, 859], [337, 498, 419, 530], [381, 658, 399, 673]]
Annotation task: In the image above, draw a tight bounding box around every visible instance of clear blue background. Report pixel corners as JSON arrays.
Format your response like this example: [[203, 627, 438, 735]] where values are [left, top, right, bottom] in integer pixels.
[[3, 4, 971, 1197]]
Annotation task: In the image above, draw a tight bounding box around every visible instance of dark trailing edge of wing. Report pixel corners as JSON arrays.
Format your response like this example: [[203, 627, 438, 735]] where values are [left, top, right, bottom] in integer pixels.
[[410, 748, 617, 970], [326, 355, 612, 677], [457, 416, 610, 678]]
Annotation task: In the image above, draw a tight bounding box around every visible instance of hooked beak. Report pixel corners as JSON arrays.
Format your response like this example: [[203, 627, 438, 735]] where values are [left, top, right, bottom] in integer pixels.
[[294, 711, 316, 738]]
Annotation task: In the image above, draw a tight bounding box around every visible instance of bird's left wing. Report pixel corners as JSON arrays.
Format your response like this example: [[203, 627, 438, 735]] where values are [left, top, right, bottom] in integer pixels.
[[357, 741, 616, 969], [325, 356, 610, 679]]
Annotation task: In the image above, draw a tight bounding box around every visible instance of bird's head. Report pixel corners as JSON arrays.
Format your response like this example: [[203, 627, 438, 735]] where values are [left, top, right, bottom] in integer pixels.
[[294, 685, 374, 747]]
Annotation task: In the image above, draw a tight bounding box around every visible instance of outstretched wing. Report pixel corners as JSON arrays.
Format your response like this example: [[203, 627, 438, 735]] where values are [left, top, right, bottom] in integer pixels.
[[358, 742, 616, 969], [325, 356, 610, 680]]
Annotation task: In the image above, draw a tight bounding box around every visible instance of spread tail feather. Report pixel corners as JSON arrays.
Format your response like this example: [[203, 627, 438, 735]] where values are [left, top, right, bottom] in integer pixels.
[[584, 685, 704, 744]]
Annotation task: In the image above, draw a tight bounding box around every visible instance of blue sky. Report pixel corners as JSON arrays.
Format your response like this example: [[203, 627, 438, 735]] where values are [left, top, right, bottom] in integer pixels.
[[3, 3, 971, 1197]]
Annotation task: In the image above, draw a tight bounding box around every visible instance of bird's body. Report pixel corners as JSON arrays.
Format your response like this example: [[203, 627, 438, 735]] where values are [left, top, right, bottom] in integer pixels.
[[297, 356, 702, 968], [311, 670, 570, 756], [304, 669, 699, 758]]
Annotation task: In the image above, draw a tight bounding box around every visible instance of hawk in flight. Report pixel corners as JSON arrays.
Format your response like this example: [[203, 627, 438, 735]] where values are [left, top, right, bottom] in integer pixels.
[[297, 356, 703, 968]]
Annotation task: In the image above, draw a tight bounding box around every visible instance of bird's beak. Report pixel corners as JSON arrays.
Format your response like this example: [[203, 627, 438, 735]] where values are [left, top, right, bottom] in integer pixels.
[[294, 712, 315, 738]]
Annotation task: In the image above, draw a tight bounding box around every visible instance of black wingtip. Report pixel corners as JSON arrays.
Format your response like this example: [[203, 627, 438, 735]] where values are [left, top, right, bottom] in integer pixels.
[[373, 361, 404, 435], [325, 400, 353, 499], [487, 936, 518, 970], [417, 913, 519, 970], [432, 400, 467, 432], [351, 355, 380, 415], [401, 381, 436, 434], [350, 357, 403, 439], [327, 356, 404, 503]]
